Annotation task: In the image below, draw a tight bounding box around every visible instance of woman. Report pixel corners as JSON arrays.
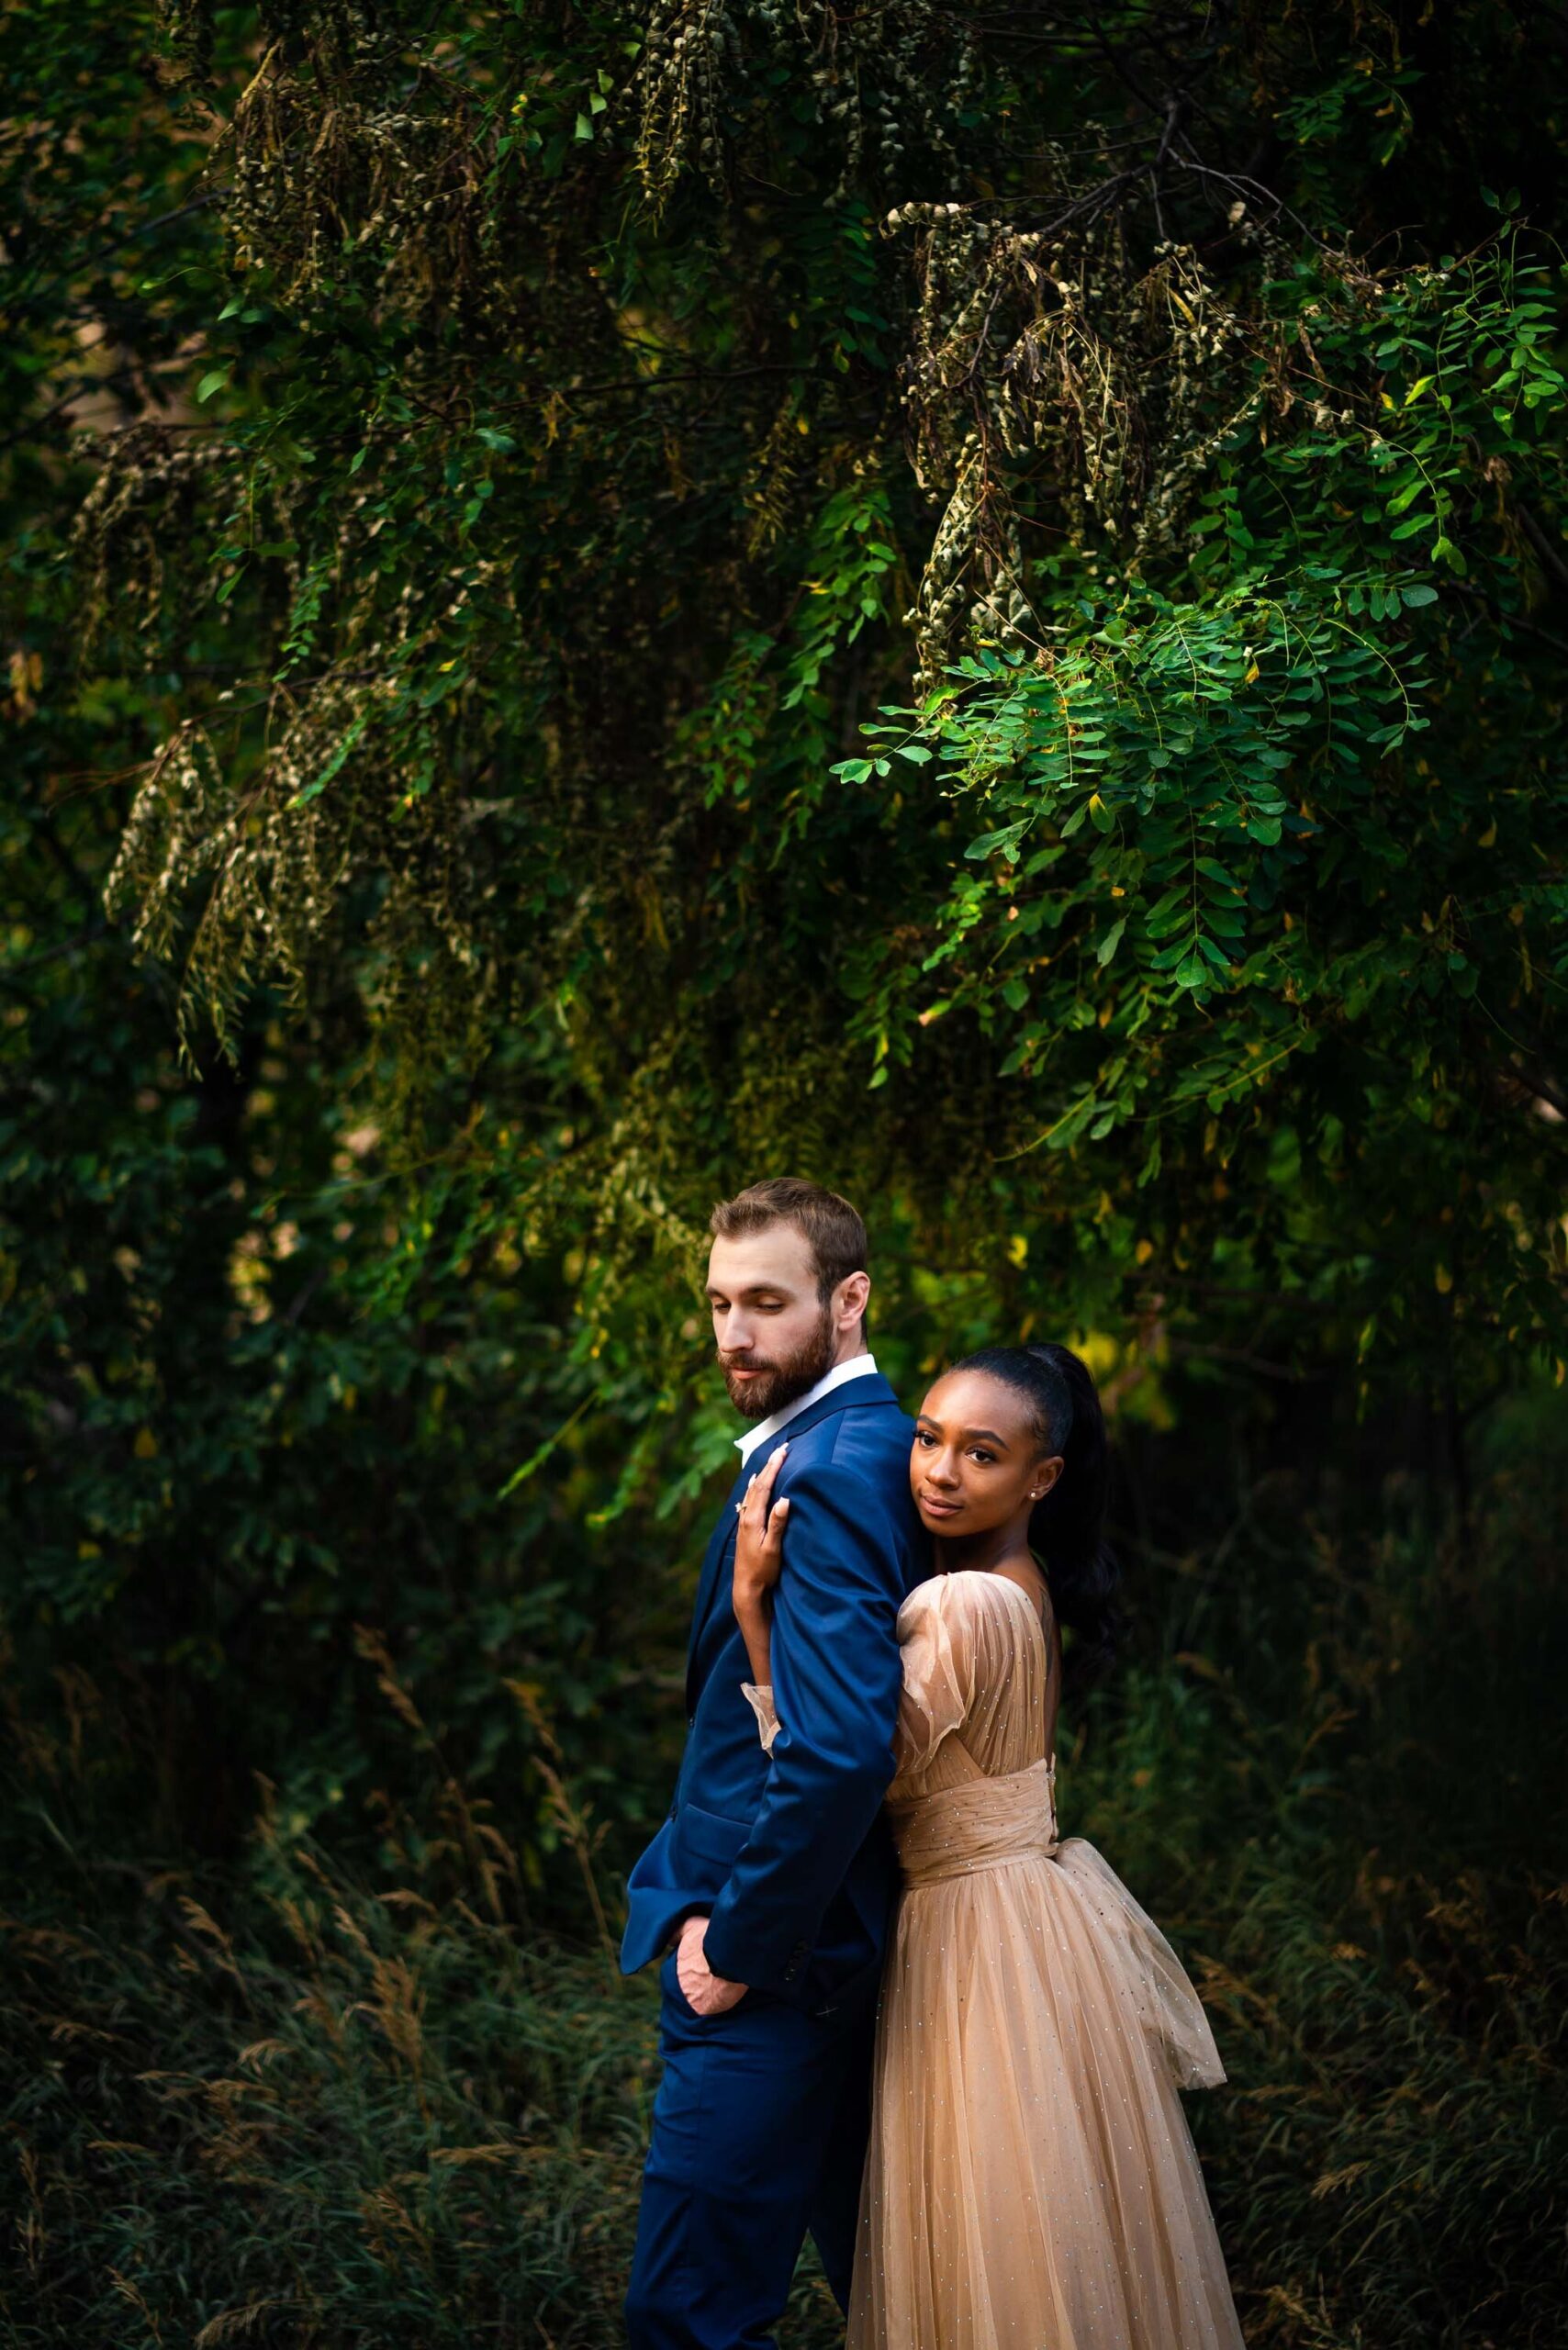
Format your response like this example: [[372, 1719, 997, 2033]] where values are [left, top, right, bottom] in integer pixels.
[[732, 1341, 1248, 2350]]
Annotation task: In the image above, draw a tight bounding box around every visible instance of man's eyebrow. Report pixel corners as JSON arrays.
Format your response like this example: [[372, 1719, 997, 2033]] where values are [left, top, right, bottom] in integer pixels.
[[704, 1281, 794, 1299]]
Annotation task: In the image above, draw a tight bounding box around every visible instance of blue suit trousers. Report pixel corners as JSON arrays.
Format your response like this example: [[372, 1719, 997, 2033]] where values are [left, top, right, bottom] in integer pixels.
[[623, 1953, 878, 2348]]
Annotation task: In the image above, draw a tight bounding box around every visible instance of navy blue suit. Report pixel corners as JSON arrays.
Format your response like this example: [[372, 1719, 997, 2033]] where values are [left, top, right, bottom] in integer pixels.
[[622, 1370, 927, 2348]]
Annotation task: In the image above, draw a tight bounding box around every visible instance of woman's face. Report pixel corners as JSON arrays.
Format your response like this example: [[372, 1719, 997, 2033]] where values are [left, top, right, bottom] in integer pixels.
[[910, 1368, 1061, 1538]]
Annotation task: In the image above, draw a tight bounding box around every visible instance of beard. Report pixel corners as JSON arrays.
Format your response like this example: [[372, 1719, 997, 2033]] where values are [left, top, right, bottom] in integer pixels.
[[721, 1303, 838, 1421]]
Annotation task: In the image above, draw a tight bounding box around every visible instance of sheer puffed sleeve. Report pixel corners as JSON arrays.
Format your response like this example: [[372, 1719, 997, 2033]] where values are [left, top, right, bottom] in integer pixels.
[[742, 1682, 780, 1755], [892, 1575, 976, 1772]]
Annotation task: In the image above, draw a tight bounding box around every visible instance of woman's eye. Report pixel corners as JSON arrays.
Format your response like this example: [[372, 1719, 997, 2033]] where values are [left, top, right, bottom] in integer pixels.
[[970, 1449, 993, 1466]]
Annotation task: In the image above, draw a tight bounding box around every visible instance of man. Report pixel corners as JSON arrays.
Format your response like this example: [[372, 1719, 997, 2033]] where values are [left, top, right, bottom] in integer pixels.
[[621, 1178, 929, 2349]]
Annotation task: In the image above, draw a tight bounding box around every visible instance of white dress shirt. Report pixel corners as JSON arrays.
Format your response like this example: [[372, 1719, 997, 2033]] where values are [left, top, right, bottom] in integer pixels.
[[733, 1350, 879, 1465]]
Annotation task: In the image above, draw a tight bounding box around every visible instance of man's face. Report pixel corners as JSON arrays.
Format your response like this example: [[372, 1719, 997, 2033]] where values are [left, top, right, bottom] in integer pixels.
[[706, 1223, 838, 1420]]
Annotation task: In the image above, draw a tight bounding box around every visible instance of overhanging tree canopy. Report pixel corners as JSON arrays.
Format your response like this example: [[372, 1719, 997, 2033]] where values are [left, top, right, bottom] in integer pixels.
[[9, 2, 1568, 1429]]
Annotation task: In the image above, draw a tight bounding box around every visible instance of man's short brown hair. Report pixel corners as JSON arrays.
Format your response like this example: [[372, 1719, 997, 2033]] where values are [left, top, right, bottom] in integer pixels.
[[708, 1178, 868, 1308]]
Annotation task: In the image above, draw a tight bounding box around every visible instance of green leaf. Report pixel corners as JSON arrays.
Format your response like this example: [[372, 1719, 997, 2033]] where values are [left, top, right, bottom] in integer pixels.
[[964, 823, 1027, 862], [1146, 895, 1192, 940], [1047, 1096, 1098, 1151], [288, 709, 372, 808], [1096, 917, 1126, 967]]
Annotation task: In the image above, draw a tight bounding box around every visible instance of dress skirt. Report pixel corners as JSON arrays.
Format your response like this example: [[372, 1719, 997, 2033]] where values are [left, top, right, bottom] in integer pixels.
[[846, 1801, 1248, 2350]]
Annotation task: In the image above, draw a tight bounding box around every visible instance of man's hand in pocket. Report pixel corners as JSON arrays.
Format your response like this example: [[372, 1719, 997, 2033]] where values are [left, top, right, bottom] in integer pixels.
[[676, 1914, 749, 2016]]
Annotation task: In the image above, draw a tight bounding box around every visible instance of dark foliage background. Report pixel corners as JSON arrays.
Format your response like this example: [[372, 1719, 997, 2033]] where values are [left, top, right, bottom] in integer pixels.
[[3, 4, 1566, 2344]]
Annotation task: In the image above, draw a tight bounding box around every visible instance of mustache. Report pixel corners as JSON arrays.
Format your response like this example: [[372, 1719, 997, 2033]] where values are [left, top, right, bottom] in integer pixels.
[[721, 1353, 777, 1373]]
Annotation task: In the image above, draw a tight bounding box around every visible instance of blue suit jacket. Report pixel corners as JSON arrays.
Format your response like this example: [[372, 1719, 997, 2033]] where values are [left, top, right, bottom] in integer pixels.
[[620, 1371, 929, 2011]]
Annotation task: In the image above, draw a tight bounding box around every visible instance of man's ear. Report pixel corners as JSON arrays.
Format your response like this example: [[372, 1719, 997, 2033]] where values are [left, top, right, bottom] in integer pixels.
[[836, 1269, 871, 1331]]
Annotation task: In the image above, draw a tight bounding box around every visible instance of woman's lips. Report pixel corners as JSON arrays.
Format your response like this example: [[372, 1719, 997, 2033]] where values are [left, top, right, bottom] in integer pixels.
[[919, 1492, 963, 1518]]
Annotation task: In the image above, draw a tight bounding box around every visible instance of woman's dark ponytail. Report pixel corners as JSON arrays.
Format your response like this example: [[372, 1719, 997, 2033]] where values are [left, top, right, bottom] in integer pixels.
[[950, 1339, 1124, 1692]]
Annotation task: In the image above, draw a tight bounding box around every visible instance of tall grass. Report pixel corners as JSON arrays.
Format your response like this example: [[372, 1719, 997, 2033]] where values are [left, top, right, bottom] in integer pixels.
[[2, 1434, 1564, 2346], [0, 1807, 644, 2343]]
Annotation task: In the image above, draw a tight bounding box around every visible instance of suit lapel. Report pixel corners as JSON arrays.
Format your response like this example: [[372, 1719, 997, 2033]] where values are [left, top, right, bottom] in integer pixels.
[[684, 1460, 750, 1717], [682, 1373, 903, 1718]]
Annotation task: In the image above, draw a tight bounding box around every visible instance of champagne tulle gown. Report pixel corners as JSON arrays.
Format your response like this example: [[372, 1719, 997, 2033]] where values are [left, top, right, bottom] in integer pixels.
[[747, 1568, 1248, 2350]]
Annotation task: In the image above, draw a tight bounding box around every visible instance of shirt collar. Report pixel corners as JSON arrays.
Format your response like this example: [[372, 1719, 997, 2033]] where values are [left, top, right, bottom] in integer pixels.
[[733, 1351, 879, 1465]]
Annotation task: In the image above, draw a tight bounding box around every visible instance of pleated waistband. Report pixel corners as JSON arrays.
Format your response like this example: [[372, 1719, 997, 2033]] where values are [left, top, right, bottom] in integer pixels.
[[889, 1754, 1059, 1886]]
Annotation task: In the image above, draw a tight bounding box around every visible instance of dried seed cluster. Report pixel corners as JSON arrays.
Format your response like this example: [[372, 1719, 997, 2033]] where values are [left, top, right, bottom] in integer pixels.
[[633, 0, 976, 215], [889, 173, 1272, 691]]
